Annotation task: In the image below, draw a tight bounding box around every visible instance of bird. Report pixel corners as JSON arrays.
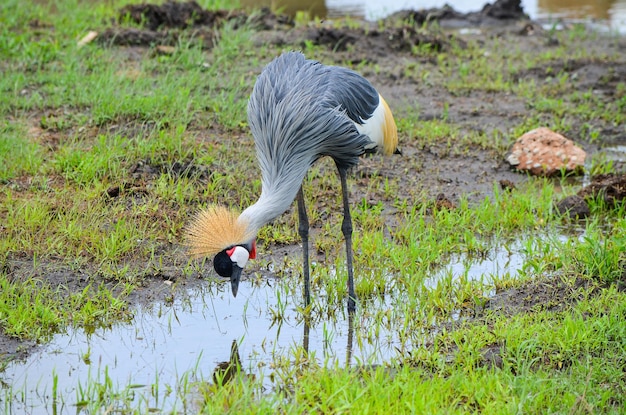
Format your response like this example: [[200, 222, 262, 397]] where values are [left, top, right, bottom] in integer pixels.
[[186, 51, 398, 312], [212, 340, 243, 386]]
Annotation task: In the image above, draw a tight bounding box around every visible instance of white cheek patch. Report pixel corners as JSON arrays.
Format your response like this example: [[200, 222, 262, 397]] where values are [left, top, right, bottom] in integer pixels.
[[354, 94, 386, 149], [230, 246, 250, 268]]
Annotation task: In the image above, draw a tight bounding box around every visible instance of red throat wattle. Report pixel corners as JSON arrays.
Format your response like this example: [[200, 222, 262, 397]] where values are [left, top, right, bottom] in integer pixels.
[[249, 240, 257, 259]]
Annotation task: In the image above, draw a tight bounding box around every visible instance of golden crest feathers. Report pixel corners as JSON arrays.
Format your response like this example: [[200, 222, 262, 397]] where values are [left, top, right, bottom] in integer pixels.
[[185, 205, 254, 258]]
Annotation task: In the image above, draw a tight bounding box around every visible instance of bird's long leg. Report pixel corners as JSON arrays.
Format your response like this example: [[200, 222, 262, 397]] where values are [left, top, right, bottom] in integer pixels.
[[338, 167, 356, 313], [303, 314, 310, 354], [296, 186, 311, 308], [346, 308, 354, 365]]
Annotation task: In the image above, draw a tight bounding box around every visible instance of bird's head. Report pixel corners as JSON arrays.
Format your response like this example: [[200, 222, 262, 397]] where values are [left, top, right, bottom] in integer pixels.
[[213, 241, 256, 297], [185, 206, 256, 297]]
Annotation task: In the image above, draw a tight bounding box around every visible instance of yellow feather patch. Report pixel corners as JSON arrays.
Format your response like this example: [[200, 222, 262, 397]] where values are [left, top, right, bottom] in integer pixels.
[[185, 205, 255, 258], [380, 96, 398, 156]]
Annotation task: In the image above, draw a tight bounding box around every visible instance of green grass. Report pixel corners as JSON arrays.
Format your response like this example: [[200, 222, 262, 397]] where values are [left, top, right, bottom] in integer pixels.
[[0, 277, 131, 341], [1, 0, 626, 413]]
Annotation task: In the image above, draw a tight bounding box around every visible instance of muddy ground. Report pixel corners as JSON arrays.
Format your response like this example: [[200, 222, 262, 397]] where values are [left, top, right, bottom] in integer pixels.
[[3, 0, 626, 362]]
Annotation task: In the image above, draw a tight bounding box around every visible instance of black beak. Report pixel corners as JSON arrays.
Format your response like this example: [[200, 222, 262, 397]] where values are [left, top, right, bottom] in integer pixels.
[[230, 266, 243, 297]]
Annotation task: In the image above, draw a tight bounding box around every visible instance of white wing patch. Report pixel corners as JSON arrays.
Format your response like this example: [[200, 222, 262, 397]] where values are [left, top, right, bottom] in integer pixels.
[[354, 94, 386, 150]]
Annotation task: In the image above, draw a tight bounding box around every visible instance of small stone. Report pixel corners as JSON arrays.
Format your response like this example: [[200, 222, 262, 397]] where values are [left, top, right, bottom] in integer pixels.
[[77, 30, 98, 47], [434, 193, 456, 211], [155, 45, 176, 55], [106, 186, 121, 198], [506, 127, 586, 176], [556, 195, 590, 218], [499, 179, 516, 191]]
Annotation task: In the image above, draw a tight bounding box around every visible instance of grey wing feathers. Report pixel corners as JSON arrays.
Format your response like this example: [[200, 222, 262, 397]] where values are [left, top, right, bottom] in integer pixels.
[[251, 52, 379, 126], [324, 66, 379, 125], [247, 52, 373, 173]]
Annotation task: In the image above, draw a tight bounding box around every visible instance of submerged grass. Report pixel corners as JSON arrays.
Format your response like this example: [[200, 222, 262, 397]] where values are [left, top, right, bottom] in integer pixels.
[[1, 0, 625, 413]]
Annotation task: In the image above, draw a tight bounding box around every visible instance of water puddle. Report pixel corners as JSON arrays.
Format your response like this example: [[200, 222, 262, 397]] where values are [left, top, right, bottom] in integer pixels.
[[2, 236, 550, 414], [602, 144, 626, 163], [426, 239, 528, 291], [2, 283, 396, 414]]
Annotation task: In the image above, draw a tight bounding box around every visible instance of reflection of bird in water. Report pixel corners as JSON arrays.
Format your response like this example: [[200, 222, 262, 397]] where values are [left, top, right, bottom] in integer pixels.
[[212, 340, 242, 386], [186, 51, 399, 311]]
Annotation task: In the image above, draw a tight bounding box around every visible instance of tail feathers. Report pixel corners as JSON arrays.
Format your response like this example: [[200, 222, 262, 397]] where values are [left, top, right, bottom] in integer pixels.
[[379, 95, 398, 156]]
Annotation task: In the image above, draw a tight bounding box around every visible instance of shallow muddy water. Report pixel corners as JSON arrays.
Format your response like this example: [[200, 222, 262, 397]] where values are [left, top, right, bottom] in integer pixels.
[[2, 238, 540, 414], [426, 238, 529, 290], [240, 0, 626, 32], [3, 283, 393, 414]]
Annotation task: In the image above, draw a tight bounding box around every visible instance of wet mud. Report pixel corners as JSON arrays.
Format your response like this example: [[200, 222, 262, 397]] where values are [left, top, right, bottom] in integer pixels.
[[557, 173, 626, 217]]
